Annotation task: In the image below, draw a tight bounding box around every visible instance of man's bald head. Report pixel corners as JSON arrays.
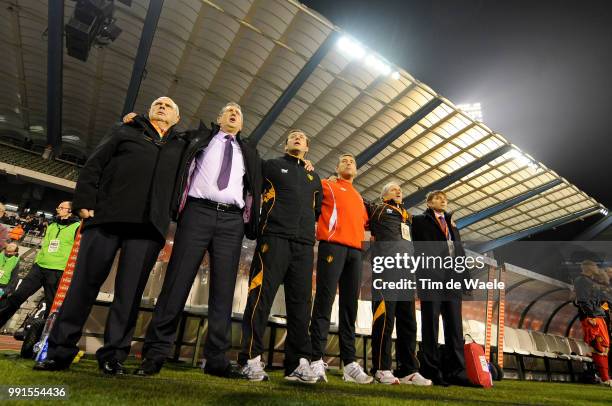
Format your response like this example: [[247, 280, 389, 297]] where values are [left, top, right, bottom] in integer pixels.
[[4, 242, 18, 255]]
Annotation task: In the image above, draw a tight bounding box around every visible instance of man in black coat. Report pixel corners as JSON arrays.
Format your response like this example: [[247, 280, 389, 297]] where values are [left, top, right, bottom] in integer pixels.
[[34, 97, 187, 374], [411, 190, 471, 387], [134, 102, 263, 377]]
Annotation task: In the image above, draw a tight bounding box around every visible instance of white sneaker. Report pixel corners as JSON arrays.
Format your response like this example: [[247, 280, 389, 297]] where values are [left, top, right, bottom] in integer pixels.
[[285, 358, 317, 384], [601, 379, 612, 388], [399, 372, 432, 386], [239, 355, 269, 382], [374, 370, 400, 385], [343, 361, 373, 384], [310, 359, 328, 383]]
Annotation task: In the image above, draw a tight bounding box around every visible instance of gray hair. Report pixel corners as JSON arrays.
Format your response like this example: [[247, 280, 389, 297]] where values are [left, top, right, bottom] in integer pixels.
[[217, 102, 242, 119], [380, 181, 401, 201], [150, 97, 179, 117]]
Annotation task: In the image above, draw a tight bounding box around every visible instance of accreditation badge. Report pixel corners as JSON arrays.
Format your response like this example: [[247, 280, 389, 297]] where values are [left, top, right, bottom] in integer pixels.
[[400, 223, 411, 241], [48, 239, 61, 253]]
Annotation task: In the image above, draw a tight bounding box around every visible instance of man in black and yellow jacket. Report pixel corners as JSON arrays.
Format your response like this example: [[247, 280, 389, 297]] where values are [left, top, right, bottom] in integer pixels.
[[238, 129, 322, 383], [0, 202, 79, 329], [368, 183, 431, 386]]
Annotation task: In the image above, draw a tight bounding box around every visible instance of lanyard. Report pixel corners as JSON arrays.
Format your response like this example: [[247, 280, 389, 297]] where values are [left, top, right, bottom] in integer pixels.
[[52, 223, 69, 239]]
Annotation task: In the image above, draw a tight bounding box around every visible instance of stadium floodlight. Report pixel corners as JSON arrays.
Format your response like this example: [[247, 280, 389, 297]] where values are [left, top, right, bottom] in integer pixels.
[[337, 35, 400, 78], [337, 36, 366, 59], [601, 208, 609, 216]]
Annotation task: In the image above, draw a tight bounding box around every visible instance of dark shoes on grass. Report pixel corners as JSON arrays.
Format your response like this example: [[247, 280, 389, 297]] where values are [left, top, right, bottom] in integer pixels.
[[99, 359, 126, 376], [33, 359, 71, 371], [133, 358, 163, 376]]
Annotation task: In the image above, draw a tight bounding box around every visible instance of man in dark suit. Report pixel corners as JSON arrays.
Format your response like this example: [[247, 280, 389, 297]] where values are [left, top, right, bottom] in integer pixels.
[[35, 97, 187, 374], [411, 190, 471, 386], [134, 102, 263, 377]]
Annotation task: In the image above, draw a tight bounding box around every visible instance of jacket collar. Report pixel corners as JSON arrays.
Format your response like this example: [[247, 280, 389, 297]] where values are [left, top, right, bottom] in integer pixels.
[[383, 199, 402, 208], [204, 122, 242, 143], [133, 115, 177, 141], [54, 215, 80, 226], [282, 153, 306, 166], [425, 207, 453, 222]]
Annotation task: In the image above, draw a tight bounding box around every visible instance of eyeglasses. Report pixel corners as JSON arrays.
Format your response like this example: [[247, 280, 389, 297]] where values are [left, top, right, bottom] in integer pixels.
[[57, 207, 71, 211]]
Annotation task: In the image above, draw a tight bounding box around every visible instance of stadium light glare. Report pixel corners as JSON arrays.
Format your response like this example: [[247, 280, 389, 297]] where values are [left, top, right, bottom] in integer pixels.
[[337, 36, 366, 59], [365, 55, 391, 75], [508, 148, 538, 169], [337, 35, 399, 78], [601, 208, 609, 216], [457, 102, 483, 122]]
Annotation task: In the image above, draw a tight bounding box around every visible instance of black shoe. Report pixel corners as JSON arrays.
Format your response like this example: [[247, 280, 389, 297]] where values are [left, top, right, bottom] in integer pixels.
[[100, 359, 125, 376], [33, 359, 70, 371], [432, 377, 450, 387], [446, 373, 477, 387], [204, 361, 241, 378], [134, 359, 163, 376]]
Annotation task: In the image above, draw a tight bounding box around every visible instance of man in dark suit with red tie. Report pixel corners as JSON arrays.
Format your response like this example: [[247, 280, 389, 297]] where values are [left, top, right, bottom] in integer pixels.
[[411, 190, 471, 387]]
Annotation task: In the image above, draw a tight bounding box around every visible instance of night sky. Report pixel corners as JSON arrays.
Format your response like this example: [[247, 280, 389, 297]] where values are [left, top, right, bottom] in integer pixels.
[[302, 0, 612, 208]]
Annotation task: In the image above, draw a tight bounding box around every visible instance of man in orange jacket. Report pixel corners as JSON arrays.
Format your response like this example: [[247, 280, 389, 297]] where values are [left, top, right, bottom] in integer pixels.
[[9, 224, 24, 242], [309, 153, 372, 384]]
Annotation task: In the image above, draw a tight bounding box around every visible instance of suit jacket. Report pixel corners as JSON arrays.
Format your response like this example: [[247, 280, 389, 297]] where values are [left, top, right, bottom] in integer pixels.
[[411, 208, 468, 297], [174, 122, 262, 240]]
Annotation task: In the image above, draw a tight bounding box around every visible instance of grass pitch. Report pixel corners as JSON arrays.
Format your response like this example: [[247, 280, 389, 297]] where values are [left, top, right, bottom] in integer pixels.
[[1, 351, 611, 405]]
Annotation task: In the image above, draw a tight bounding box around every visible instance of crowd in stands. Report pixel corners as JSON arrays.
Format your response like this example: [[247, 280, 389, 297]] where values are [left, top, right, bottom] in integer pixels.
[[1, 209, 49, 241]]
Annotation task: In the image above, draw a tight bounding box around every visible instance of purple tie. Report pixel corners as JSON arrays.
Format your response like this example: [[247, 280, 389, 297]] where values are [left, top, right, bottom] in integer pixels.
[[217, 135, 233, 190]]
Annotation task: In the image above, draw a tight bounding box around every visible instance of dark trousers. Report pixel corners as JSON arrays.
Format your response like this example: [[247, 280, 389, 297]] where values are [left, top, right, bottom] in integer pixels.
[[0, 263, 62, 328], [142, 200, 244, 372], [370, 299, 419, 375], [239, 235, 313, 374], [47, 224, 164, 364], [310, 241, 362, 365], [419, 299, 465, 381]]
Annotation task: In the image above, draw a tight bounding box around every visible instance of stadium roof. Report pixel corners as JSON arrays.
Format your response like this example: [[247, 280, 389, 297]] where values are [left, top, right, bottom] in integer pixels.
[[0, 0, 606, 243]]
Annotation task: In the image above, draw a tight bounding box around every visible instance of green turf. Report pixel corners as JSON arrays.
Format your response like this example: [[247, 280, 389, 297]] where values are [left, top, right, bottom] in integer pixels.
[[1, 352, 611, 405]]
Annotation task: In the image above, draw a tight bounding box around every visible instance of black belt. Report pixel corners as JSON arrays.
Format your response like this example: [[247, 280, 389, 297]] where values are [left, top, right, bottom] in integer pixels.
[[188, 197, 242, 213]]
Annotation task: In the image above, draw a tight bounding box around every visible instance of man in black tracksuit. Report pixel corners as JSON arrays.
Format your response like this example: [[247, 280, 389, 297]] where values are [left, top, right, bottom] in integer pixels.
[[368, 182, 430, 385], [238, 130, 322, 383], [35, 97, 187, 374], [411, 190, 470, 387]]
